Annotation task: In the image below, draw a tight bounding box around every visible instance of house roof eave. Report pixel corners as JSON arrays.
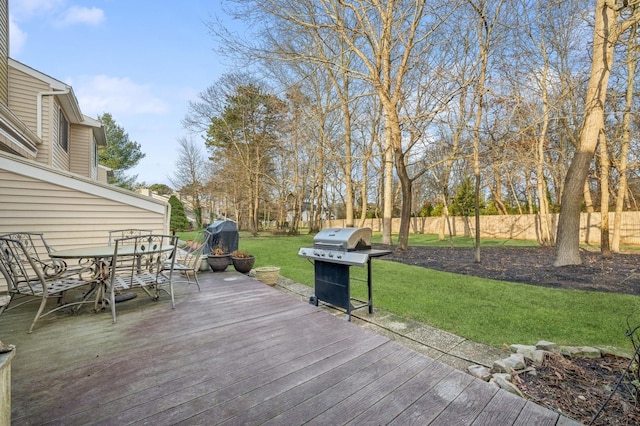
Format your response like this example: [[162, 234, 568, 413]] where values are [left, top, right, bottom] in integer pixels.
[[82, 115, 107, 146], [8, 58, 84, 123]]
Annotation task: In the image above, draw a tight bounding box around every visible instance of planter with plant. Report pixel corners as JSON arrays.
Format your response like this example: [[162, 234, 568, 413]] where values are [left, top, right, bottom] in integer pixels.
[[231, 251, 255, 274], [207, 247, 231, 272]]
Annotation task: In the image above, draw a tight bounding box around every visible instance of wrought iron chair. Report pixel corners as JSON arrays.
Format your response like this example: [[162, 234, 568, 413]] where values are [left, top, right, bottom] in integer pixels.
[[107, 229, 154, 272], [0, 232, 69, 278], [107, 229, 153, 246], [106, 234, 178, 323], [0, 236, 96, 333], [168, 230, 210, 291]]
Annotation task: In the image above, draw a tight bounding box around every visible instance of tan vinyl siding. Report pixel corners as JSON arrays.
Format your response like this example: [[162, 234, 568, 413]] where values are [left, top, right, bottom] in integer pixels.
[[97, 166, 109, 183], [8, 67, 51, 165], [51, 104, 69, 170], [0, 0, 8, 105], [7, 67, 43, 135], [69, 123, 90, 177], [0, 163, 168, 250], [91, 135, 98, 179]]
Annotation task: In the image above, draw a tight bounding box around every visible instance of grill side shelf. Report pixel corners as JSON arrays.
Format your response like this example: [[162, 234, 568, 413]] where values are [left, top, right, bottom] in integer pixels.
[[297, 247, 369, 266]]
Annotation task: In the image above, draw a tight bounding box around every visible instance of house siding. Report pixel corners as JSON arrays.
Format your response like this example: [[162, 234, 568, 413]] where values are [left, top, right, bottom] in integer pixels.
[[51, 103, 68, 170], [8, 66, 51, 165], [7, 67, 43, 135], [0, 0, 8, 105], [91, 134, 98, 180], [0, 154, 169, 250], [69, 123, 90, 177], [97, 166, 109, 183]]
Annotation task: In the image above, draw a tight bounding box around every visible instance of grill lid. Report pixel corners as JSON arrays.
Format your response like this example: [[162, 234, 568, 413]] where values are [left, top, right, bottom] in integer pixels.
[[313, 227, 372, 251]]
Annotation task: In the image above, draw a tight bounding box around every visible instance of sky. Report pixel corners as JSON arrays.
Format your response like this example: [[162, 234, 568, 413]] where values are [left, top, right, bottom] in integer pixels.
[[9, 0, 239, 186]]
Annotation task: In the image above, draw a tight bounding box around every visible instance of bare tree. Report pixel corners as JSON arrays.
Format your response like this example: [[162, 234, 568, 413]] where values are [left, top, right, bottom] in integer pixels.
[[170, 137, 211, 228], [612, 10, 638, 252], [466, 0, 506, 262], [555, 0, 640, 266]]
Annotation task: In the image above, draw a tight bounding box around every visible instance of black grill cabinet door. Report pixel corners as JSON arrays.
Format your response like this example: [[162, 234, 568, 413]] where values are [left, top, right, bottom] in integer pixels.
[[314, 261, 350, 310]]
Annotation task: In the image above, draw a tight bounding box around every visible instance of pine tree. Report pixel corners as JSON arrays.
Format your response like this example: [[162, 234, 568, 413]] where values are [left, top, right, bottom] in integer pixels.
[[169, 195, 191, 232]]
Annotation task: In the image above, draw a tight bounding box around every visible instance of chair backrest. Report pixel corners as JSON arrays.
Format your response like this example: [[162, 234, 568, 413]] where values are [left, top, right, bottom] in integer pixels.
[[178, 230, 211, 268], [107, 229, 154, 246], [0, 232, 66, 278], [110, 234, 178, 279], [0, 236, 51, 295]]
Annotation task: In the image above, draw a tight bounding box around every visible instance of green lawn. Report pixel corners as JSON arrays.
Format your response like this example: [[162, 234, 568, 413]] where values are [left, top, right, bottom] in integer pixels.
[[182, 230, 640, 350]]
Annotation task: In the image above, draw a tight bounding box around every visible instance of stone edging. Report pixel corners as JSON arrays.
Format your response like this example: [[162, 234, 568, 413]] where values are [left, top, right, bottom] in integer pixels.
[[467, 340, 634, 397]]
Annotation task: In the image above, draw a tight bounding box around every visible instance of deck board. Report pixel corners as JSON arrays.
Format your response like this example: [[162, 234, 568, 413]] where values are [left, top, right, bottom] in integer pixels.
[[0, 271, 582, 425]]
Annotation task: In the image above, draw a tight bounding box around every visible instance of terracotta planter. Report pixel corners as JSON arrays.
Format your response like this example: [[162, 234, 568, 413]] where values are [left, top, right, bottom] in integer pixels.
[[207, 254, 230, 272], [231, 255, 255, 274]]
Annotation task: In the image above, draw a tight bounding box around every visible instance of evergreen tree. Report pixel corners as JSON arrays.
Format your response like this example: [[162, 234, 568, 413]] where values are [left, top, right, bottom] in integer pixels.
[[98, 113, 145, 190], [169, 195, 190, 232]]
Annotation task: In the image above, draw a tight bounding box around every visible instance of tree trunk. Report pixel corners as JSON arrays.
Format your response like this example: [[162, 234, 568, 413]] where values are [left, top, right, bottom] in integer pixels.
[[583, 180, 595, 213], [612, 17, 637, 252], [394, 145, 412, 251], [599, 130, 611, 258], [536, 40, 554, 246], [554, 0, 616, 266], [382, 124, 394, 245], [343, 110, 354, 228]]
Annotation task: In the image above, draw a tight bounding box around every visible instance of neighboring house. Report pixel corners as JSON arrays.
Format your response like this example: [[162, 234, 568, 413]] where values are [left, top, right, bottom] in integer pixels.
[[0, 0, 170, 253]]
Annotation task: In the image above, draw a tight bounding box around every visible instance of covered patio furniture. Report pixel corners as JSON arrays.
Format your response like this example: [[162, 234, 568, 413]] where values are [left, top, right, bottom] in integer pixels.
[[204, 220, 238, 254], [0, 236, 96, 333], [106, 234, 178, 323]]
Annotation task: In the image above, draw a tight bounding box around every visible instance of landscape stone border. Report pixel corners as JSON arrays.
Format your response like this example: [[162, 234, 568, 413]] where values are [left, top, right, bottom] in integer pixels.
[[467, 340, 634, 397]]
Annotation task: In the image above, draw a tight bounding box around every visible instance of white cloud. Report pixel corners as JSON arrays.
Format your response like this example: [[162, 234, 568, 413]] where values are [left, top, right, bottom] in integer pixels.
[[56, 6, 104, 27], [9, 15, 27, 55], [74, 75, 170, 118], [10, 0, 64, 18]]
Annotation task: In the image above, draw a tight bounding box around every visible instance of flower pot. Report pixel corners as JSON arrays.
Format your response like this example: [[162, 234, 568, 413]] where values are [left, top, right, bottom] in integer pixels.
[[207, 254, 230, 272], [232, 255, 255, 274], [255, 266, 280, 286], [199, 255, 209, 272]]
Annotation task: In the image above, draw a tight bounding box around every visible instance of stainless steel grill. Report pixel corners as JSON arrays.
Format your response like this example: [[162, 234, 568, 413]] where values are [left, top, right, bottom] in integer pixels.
[[298, 227, 372, 266], [298, 227, 390, 320]]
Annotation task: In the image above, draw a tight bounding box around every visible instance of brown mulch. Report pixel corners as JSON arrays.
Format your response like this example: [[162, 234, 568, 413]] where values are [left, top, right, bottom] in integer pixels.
[[374, 244, 640, 425]]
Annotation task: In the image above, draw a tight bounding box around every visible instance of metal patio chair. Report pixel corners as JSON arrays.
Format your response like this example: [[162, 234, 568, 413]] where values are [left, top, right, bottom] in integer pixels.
[[0, 232, 70, 278], [167, 230, 210, 291], [0, 236, 96, 333], [106, 234, 178, 323], [107, 229, 153, 245]]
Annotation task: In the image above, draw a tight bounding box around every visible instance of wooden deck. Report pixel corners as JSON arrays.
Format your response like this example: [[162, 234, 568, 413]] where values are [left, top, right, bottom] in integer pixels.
[[1, 271, 581, 425]]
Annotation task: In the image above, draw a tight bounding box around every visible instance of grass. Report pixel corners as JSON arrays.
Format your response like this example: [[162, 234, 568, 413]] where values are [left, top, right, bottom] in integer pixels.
[[180, 230, 640, 350]]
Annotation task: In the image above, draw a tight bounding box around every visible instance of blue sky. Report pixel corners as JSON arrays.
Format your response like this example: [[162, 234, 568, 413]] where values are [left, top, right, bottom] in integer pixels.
[[9, 0, 237, 186]]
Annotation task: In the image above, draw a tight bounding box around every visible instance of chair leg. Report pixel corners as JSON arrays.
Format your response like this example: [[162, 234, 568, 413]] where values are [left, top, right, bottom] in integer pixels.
[[0, 294, 12, 315], [109, 286, 117, 324], [193, 272, 201, 291], [28, 297, 49, 334], [169, 282, 175, 309]]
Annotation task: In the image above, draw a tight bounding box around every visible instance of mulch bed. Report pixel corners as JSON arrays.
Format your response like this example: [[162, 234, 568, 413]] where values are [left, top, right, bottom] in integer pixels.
[[374, 244, 640, 425], [375, 245, 640, 295]]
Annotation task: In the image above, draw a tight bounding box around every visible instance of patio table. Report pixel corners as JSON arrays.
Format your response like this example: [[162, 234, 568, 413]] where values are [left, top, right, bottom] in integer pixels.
[[50, 244, 176, 311]]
